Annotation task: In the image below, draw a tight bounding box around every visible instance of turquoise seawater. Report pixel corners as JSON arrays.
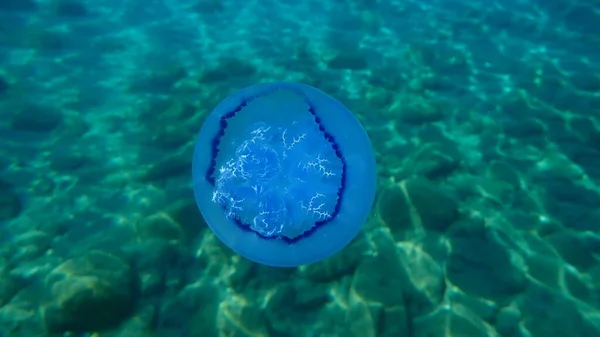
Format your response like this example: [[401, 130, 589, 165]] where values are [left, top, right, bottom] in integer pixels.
[[0, 0, 599, 336]]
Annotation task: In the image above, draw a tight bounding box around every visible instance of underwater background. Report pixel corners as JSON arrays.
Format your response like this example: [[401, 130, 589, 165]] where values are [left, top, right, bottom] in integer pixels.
[[0, 0, 599, 336]]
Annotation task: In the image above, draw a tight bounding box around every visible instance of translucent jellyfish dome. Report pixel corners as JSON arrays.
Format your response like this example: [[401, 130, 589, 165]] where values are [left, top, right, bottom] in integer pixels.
[[192, 82, 376, 267]]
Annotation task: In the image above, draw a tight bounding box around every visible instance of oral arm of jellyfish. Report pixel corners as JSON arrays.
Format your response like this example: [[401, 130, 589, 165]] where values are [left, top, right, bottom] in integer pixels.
[[192, 82, 377, 268]]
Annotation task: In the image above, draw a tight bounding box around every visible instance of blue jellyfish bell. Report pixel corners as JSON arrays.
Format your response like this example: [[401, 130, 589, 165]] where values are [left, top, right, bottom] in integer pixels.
[[192, 82, 376, 267]]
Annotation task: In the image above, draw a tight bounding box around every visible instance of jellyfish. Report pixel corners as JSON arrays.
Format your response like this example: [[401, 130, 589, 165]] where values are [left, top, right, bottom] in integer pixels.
[[192, 82, 376, 267]]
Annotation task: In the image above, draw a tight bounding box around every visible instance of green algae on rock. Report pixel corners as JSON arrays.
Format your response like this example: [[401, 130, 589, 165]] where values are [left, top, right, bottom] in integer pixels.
[[42, 251, 135, 333]]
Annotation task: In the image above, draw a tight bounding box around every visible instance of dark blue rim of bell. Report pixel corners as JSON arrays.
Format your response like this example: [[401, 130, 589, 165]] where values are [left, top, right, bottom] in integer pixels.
[[204, 84, 347, 244]]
